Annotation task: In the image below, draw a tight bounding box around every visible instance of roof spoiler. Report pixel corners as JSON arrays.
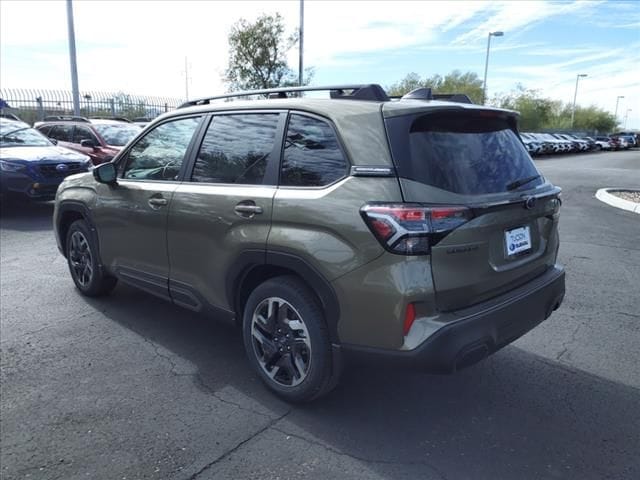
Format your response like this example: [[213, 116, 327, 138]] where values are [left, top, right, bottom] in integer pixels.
[[400, 88, 473, 104]]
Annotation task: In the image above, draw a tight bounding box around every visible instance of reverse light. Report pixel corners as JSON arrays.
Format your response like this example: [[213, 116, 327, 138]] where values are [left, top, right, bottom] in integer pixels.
[[361, 203, 473, 255]]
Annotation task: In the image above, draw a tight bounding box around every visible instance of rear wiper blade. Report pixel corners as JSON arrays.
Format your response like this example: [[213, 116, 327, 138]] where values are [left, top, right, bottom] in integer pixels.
[[506, 175, 541, 191]]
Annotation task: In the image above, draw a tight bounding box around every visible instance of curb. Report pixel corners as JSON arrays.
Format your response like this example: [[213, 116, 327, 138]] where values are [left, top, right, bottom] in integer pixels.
[[595, 188, 640, 215]]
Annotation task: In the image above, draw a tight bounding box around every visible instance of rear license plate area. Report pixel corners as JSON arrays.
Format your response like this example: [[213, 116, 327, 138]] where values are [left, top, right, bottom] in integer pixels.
[[505, 225, 532, 256]]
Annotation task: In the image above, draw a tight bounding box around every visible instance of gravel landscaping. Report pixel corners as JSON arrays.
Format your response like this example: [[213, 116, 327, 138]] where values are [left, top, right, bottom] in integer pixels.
[[609, 190, 640, 203]]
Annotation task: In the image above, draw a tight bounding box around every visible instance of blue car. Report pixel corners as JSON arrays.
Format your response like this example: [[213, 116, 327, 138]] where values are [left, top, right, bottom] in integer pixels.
[[1, 118, 91, 200]]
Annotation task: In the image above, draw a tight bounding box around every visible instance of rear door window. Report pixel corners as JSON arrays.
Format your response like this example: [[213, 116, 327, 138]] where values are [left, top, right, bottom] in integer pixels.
[[49, 125, 74, 143], [73, 126, 99, 144], [386, 112, 543, 195], [280, 114, 347, 187], [191, 113, 279, 185]]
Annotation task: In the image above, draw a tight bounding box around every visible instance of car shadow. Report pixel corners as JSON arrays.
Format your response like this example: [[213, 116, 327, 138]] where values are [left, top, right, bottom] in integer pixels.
[[0, 199, 54, 232], [86, 284, 639, 480]]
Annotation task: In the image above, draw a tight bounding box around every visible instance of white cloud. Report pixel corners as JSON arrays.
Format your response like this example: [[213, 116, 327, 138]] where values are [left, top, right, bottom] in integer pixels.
[[0, 0, 637, 127], [453, 0, 600, 44]]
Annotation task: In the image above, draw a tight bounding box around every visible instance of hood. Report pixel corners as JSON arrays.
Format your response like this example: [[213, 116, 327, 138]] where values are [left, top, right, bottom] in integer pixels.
[[0, 145, 90, 163]]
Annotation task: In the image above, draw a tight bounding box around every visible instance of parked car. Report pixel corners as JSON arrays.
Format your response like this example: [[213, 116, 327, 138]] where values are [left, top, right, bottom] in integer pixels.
[[525, 133, 554, 155], [593, 136, 613, 150], [585, 136, 611, 150], [520, 133, 545, 155], [537, 133, 567, 153], [35, 117, 141, 165], [612, 132, 637, 147], [613, 136, 630, 149], [0, 118, 91, 200], [53, 84, 565, 402]]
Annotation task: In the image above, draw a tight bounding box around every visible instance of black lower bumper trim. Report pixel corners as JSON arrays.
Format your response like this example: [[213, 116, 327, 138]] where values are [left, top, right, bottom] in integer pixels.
[[343, 265, 565, 373]]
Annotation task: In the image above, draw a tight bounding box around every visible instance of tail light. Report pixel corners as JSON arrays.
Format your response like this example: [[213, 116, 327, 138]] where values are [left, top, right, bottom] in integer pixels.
[[361, 203, 473, 255]]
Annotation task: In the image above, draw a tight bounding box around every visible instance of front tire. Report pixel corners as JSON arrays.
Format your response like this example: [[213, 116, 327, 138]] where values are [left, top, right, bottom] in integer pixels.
[[242, 275, 340, 403], [66, 220, 117, 296]]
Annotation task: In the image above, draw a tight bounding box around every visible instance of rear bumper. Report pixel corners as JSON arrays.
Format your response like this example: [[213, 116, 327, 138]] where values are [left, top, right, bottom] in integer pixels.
[[343, 265, 565, 373]]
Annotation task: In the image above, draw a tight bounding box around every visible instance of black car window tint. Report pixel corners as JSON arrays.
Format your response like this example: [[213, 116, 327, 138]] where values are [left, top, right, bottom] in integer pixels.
[[281, 114, 347, 187], [122, 117, 201, 181], [74, 126, 97, 144], [50, 125, 74, 143], [191, 113, 279, 185]]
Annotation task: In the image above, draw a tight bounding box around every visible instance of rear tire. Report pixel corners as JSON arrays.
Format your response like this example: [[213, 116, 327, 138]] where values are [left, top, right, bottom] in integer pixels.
[[242, 275, 340, 403], [66, 220, 117, 296]]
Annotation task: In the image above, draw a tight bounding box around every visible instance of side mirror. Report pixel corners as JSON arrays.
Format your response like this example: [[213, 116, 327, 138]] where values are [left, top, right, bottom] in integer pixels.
[[80, 139, 98, 149], [48, 138, 58, 145], [93, 162, 117, 185]]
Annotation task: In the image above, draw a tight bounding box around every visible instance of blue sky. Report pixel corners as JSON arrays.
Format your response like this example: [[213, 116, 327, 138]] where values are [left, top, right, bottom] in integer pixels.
[[1, 0, 638, 128]]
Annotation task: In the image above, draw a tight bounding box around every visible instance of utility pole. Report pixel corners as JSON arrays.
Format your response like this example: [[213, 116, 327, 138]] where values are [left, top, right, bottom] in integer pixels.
[[482, 31, 503, 105], [614, 95, 624, 124], [570, 73, 587, 129], [298, 0, 304, 86], [66, 0, 80, 116], [183, 56, 190, 101]]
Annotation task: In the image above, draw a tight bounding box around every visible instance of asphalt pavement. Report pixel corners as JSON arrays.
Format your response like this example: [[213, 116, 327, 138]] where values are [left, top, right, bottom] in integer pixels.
[[1, 150, 639, 480]]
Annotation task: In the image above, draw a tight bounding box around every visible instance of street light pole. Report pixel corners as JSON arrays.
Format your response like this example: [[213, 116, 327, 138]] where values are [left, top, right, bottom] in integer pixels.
[[482, 31, 503, 105], [66, 0, 80, 116], [624, 109, 632, 129], [298, 0, 304, 86], [614, 95, 624, 124], [570, 73, 587, 129]]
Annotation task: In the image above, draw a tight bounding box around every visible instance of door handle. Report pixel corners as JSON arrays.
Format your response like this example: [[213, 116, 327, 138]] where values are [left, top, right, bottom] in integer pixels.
[[148, 197, 168, 207], [234, 204, 263, 216]]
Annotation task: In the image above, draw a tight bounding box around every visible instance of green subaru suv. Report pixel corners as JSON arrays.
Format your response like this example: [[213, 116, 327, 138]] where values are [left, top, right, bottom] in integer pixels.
[[53, 85, 565, 402]]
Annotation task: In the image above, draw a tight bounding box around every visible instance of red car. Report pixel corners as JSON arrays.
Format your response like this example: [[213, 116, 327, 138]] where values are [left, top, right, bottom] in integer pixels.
[[35, 117, 141, 165]]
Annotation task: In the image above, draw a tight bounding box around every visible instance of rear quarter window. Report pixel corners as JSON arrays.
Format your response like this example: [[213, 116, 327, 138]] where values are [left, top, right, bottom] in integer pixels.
[[280, 113, 347, 187], [386, 112, 543, 195]]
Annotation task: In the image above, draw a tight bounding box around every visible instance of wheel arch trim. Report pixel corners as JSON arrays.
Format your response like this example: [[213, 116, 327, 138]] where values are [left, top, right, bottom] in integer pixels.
[[227, 250, 341, 343]]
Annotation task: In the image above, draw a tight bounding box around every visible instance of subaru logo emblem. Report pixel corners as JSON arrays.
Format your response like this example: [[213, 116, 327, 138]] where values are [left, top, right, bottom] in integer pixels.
[[523, 196, 537, 210], [55, 164, 69, 172]]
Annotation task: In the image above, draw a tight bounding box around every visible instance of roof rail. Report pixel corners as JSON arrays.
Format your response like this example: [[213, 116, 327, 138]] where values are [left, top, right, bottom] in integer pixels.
[[43, 115, 90, 123], [89, 116, 132, 123], [178, 84, 390, 108]]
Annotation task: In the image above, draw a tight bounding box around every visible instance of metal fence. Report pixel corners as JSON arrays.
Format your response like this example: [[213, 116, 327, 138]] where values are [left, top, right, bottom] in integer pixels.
[[0, 89, 182, 125]]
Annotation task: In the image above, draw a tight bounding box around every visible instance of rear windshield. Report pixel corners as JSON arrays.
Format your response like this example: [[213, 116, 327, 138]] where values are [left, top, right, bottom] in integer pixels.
[[93, 123, 141, 146], [385, 112, 543, 195]]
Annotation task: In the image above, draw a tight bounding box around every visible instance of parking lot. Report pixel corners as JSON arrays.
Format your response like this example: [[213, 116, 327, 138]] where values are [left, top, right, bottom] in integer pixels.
[[1, 150, 639, 480]]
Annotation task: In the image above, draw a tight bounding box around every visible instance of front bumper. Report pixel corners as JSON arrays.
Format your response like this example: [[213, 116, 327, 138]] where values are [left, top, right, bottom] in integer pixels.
[[343, 265, 565, 373], [1, 172, 63, 199]]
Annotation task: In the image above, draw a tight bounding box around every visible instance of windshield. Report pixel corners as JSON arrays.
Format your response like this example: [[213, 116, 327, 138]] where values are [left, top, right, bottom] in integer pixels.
[[0, 127, 52, 147], [386, 112, 543, 195], [93, 123, 141, 146]]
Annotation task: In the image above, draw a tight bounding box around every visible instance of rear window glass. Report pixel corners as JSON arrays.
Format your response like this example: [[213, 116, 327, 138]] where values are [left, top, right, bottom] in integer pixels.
[[386, 113, 543, 195], [93, 124, 141, 146]]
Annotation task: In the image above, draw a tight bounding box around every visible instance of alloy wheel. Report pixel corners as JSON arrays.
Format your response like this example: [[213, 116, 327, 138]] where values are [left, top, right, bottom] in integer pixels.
[[69, 231, 93, 288], [250, 297, 312, 387]]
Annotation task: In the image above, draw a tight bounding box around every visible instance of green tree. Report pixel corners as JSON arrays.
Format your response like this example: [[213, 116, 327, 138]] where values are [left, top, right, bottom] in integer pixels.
[[495, 85, 560, 131], [387, 70, 484, 103], [386, 72, 423, 97], [494, 85, 617, 133], [224, 14, 310, 91]]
